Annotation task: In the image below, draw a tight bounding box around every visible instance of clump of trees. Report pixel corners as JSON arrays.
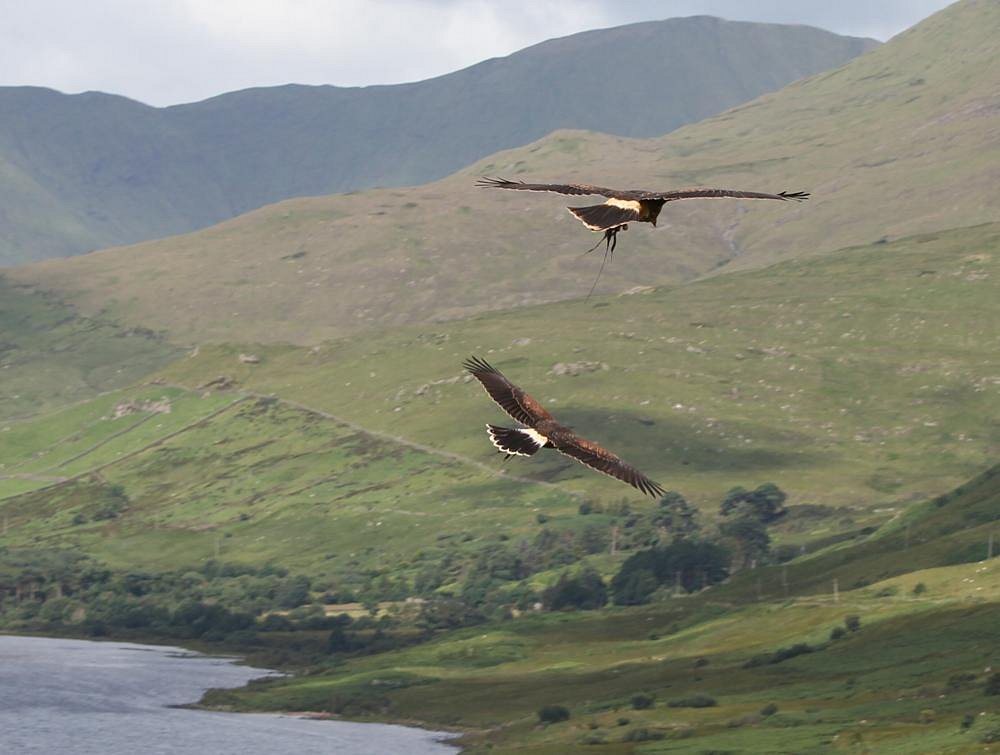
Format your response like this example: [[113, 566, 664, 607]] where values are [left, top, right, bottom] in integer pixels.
[[458, 483, 792, 612], [610, 540, 730, 605], [416, 598, 487, 631], [718, 483, 788, 570], [542, 568, 607, 611], [0, 550, 333, 645], [538, 704, 570, 724], [446, 525, 614, 617], [653, 491, 702, 541], [411, 484, 790, 618], [630, 693, 655, 710]]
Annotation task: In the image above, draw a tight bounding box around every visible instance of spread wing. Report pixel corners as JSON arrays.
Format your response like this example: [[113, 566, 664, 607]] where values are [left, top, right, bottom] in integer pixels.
[[477, 178, 809, 204], [552, 433, 666, 499], [476, 176, 631, 199], [636, 188, 810, 202], [464, 356, 554, 427]]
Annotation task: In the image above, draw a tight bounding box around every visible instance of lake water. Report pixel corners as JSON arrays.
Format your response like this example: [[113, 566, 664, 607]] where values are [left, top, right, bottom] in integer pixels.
[[0, 635, 459, 755]]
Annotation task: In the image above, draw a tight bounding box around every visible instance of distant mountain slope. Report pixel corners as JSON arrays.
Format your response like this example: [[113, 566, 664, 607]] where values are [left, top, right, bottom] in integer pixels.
[[0, 17, 876, 264], [7, 1, 992, 346]]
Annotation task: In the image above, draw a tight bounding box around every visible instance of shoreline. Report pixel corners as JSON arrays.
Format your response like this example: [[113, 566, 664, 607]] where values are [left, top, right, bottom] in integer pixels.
[[2, 630, 467, 751]]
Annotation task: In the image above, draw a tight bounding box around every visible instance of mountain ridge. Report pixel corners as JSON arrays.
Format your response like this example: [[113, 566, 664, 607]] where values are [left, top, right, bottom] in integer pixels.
[[7, 0, 994, 347], [0, 16, 876, 264]]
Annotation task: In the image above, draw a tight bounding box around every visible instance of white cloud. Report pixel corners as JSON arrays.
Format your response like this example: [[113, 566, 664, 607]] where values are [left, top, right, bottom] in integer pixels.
[[0, 0, 954, 106]]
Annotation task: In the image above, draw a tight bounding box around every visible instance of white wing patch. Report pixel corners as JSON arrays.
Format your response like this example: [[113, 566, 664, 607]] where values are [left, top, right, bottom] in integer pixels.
[[486, 425, 548, 456], [522, 428, 548, 447], [605, 198, 642, 212]]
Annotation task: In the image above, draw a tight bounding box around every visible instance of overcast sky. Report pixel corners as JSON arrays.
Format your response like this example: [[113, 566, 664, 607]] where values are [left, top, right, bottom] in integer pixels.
[[1, 0, 955, 107]]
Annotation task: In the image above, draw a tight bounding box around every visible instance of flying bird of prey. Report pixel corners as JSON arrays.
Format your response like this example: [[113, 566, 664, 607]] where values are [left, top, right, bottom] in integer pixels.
[[476, 176, 809, 255], [464, 356, 666, 498]]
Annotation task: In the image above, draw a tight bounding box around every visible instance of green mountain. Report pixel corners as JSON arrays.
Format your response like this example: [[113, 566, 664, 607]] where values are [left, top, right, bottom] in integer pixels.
[[3, 224, 998, 572], [8, 1, 993, 346], [0, 17, 876, 265]]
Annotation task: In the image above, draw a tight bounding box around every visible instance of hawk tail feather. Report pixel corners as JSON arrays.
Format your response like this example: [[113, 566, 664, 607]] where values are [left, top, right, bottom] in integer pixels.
[[568, 204, 636, 232]]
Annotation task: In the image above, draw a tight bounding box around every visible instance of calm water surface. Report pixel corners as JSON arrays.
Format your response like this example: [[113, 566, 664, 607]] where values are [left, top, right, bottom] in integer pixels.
[[0, 635, 459, 755]]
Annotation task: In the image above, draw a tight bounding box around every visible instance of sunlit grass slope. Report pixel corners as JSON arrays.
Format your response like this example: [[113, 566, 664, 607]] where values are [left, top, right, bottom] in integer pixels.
[[0, 385, 575, 576], [0, 385, 236, 499]]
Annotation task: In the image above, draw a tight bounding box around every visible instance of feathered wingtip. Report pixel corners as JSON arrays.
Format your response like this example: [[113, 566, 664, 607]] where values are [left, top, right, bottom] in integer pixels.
[[640, 478, 667, 499], [475, 176, 523, 189], [778, 191, 810, 201], [463, 355, 500, 375]]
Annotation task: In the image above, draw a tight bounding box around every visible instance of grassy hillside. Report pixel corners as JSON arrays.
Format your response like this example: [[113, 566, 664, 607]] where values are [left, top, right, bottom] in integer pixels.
[[201, 464, 1000, 753], [0, 385, 237, 499], [2, 224, 997, 583], [146, 224, 1000, 509], [213, 596, 1000, 753], [767, 463, 1000, 594], [7, 0, 993, 344], [213, 598, 1000, 753], [0, 275, 181, 422], [0, 18, 874, 265], [0, 382, 575, 576]]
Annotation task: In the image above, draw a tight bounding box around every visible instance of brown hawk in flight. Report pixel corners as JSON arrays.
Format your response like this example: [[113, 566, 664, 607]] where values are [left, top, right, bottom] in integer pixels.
[[464, 356, 666, 498], [476, 176, 809, 254]]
